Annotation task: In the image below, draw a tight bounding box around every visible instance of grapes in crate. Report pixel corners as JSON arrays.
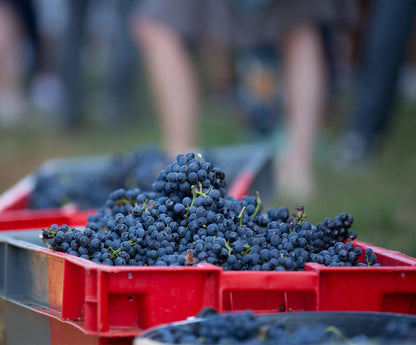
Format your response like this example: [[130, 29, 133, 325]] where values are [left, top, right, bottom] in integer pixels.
[[31, 147, 169, 209], [137, 310, 416, 345], [41, 152, 379, 269]]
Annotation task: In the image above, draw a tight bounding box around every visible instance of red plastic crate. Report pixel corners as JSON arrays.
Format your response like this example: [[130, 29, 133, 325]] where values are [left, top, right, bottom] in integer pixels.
[[0, 175, 32, 212], [1, 231, 416, 343], [0, 207, 92, 231], [312, 240, 416, 314], [217, 240, 416, 316], [0, 174, 91, 230], [219, 270, 319, 313], [0, 230, 222, 340], [2, 299, 134, 345]]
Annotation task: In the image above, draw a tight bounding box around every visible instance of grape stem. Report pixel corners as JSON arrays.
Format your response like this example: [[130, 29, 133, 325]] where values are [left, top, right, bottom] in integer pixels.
[[109, 246, 121, 259], [196, 152, 205, 162], [242, 244, 252, 255], [365, 253, 374, 266], [116, 197, 137, 207], [184, 186, 198, 220], [141, 198, 149, 210], [325, 326, 353, 344], [195, 187, 211, 197], [197, 180, 203, 193], [224, 241, 233, 255], [251, 191, 261, 217], [238, 206, 247, 227]]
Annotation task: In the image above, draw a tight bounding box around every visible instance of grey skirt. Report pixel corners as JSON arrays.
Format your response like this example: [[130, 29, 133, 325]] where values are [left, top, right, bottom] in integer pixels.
[[135, 0, 358, 48]]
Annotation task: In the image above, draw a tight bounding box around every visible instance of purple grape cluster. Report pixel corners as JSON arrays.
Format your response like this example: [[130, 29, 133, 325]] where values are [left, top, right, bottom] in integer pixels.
[[31, 147, 168, 209], [42, 152, 378, 269], [142, 311, 416, 344], [309, 212, 356, 253]]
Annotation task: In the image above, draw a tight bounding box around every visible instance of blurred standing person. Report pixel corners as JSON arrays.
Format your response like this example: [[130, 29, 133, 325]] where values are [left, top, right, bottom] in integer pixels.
[[0, 0, 38, 125], [60, 0, 89, 128], [131, 0, 357, 200], [338, 0, 416, 167], [60, 0, 136, 128]]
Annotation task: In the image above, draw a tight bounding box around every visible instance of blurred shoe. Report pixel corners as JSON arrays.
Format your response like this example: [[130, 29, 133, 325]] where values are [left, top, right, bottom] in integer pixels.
[[29, 73, 65, 115], [399, 65, 416, 101], [0, 89, 26, 126], [333, 131, 377, 171], [275, 161, 315, 202]]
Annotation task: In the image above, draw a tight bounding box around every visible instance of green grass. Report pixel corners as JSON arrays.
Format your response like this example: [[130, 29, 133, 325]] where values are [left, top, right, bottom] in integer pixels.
[[1, 93, 415, 257]]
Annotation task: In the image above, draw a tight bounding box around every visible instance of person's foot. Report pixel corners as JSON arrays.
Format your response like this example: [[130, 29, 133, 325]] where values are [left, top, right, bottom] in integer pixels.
[[333, 131, 378, 171], [29, 73, 65, 115], [275, 159, 315, 202], [0, 89, 26, 126]]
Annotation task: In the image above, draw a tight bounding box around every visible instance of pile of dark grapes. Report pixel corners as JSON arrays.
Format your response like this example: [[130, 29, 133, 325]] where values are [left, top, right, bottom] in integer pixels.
[[140, 311, 416, 345], [30, 146, 169, 209], [42, 152, 379, 269], [30, 172, 115, 210]]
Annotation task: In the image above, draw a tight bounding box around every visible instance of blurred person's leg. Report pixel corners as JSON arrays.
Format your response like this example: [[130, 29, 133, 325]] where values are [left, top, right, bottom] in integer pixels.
[[340, 0, 416, 166], [0, 1, 26, 124], [61, 0, 89, 128], [278, 24, 327, 200], [106, 0, 136, 124], [132, 16, 199, 158]]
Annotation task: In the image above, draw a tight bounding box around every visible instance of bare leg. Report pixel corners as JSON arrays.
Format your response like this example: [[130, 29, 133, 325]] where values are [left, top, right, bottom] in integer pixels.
[[278, 24, 327, 200], [131, 17, 199, 158], [0, 2, 26, 123]]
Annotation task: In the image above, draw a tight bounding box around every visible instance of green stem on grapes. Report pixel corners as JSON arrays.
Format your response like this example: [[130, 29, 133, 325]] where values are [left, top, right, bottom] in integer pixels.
[[294, 206, 307, 225], [325, 326, 352, 344], [109, 246, 122, 259], [251, 191, 261, 217], [44, 226, 56, 236], [242, 244, 252, 255], [196, 152, 204, 162], [184, 186, 198, 220], [225, 240, 233, 255], [365, 254, 373, 266], [195, 187, 211, 197], [197, 180, 203, 193], [238, 206, 247, 226], [141, 198, 149, 211], [43, 239, 52, 249], [116, 197, 128, 206]]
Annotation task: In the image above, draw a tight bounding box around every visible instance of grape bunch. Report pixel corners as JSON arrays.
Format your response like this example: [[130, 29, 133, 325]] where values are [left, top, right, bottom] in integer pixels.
[[141, 311, 416, 345], [30, 173, 114, 210], [310, 241, 363, 267], [42, 152, 379, 269], [31, 146, 169, 209], [309, 211, 357, 253]]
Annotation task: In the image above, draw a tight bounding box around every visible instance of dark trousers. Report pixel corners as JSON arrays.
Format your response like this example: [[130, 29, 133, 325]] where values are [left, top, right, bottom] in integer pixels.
[[349, 0, 416, 141]]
